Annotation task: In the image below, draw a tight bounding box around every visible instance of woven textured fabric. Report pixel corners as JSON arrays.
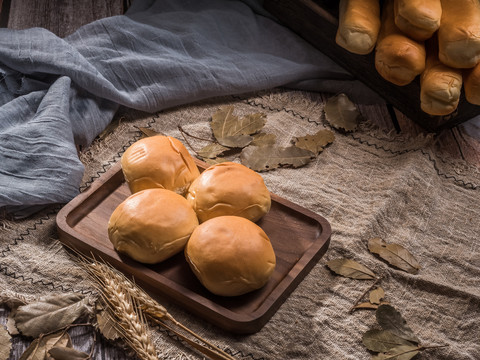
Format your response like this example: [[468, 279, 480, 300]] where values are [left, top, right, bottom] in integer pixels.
[[1, 89, 478, 359], [0, 0, 382, 218]]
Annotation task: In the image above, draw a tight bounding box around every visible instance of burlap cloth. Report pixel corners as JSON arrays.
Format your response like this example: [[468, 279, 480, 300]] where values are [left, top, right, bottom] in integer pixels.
[[1, 89, 479, 359]]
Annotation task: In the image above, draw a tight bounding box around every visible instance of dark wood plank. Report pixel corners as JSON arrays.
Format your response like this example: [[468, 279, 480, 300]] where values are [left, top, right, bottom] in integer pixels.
[[7, 0, 124, 37], [0, 0, 11, 27]]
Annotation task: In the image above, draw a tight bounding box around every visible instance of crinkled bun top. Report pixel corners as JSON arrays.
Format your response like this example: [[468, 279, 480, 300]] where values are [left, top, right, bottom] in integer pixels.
[[186, 162, 271, 223], [185, 215, 276, 296], [121, 135, 200, 195]]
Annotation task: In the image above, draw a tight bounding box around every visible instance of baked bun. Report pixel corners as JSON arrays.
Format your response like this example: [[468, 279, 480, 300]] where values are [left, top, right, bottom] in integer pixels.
[[464, 63, 480, 105], [335, 0, 381, 55], [121, 135, 200, 195], [375, 0, 426, 86], [186, 162, 271, 223], [394, 0, 441, 41], [185, 216, 276, 296], [420, 36, 462, 115], [108, 188, 198, 264], [438, 0, 480, 68]]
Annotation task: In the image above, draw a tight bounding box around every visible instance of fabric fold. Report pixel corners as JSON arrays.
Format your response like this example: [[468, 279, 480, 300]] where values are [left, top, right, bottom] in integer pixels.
[[0, 0, 380, 217]]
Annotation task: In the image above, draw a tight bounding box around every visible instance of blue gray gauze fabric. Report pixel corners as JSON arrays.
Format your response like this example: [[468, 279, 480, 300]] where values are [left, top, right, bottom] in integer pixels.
[[0, 0, 377, 218]]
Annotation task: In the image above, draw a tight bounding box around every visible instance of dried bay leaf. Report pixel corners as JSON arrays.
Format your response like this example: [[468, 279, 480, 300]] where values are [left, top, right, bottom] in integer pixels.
[[217, 134, 253, 148], [376, 304, 420, 344], [294, 129, 335, 155], [96, 308, 121, 341], [211, 106, 266, 136], [20, 331, 70, 360], [0, 294, 28, 309], [15, 294, 91, 338], [197, 143, 230, 159], [0, 325, 12, 360], [371, 344, 420, 360], [326, 258, 376, 280], [353, 302, 391, 311], [137, 126, 161, 137], [1, 294, 28, 335], [363, 329, 415, 353], [251, 133, 276, 146], [354, 302, 380, 310], [324, 93, 360, 132], [204, 157, 228, 165], [369, 287, 385, 305], [48, 346, 90, 360], [240, 145, 314, 172], [368, 238, 421, 274]]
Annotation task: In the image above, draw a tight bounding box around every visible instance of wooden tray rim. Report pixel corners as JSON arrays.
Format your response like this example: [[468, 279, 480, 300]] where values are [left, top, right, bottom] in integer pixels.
[[56, 160, 331, 333]]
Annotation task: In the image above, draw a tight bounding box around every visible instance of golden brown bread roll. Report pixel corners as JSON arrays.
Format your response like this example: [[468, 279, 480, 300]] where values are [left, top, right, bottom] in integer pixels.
[[108, 188, 198, 264], [420, 36, 463, 115], [394, 0, 441, 41], [438, 0, 480, 68], [185, 216, 276, 296], [464, 63, 480, 105], [186, 162, 271, 223], [375, 0, 426, 86], [335, 0, 381, 55], [121, 135, 200, 195]]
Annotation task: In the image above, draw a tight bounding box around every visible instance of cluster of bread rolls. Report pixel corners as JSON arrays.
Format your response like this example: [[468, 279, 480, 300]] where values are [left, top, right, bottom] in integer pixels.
[[107, 135, 276, 296], [335, 0, 480, 116]]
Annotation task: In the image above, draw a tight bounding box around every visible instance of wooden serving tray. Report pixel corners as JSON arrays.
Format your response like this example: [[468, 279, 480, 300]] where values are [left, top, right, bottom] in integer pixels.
[[56, 160, 331, 334], [264, 0, 480, 130]]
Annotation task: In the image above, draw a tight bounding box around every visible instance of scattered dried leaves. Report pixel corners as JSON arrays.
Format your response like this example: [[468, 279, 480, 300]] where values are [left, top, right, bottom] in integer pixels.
[[175, 105, 335, 172], [376, 304, 420, 343], [368, 237, 421, 274], [251, 133, 276, 146], [197, 143, 230, 159], [326, 258, 376, 280], [362, 329, 414, 353], [48, 346, 90, 360], [369, 287, 385, 305], [294, 129, 335, 155], [363, 305, 447, 358], [14, 294, 91, 338], [0, 325, 11, 360], [20, 331, 71, 360], [240, 145, 315, 172], [324, 93, 361, 131]]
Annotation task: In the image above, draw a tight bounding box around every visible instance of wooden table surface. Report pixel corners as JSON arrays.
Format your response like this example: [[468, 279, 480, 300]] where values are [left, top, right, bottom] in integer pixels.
[[1, 0, 479, 359]]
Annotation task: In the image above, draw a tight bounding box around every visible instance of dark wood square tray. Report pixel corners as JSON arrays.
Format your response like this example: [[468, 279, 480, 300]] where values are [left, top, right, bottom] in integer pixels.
[[264, 0, 480, 131], [56, 159, 331, 334]]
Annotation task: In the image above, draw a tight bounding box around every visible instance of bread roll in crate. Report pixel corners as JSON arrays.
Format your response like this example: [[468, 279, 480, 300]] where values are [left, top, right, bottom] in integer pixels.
[[264, 0, 480, 130]]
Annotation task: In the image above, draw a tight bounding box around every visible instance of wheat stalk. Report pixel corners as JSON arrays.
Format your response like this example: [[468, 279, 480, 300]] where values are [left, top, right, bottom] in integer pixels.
[[80, 256, 235, 360], [83, 263, 158, 360]]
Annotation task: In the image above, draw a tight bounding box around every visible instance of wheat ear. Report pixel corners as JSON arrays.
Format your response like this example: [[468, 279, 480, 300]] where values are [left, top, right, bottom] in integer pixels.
[[83, 263, 158, 360], [83, 259, 235, 360]]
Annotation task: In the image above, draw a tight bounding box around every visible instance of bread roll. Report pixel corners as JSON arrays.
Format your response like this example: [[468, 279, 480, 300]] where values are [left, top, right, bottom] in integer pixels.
[[186, 162, 271, 223], [185, 216, 276, 296], [108, 188, 198, 264], [420, 36, 462, 116], [394, 0, 441, 41], [335, 0, 381, 55], [121, 135, 200, 195], [438, 0, 480, 68], [375, 0, 426, 86], [464, 63, 480, 105]]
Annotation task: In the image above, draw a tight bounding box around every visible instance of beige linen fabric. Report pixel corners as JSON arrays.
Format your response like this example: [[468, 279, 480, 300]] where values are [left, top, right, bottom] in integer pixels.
[[1, 89, 479, 359]]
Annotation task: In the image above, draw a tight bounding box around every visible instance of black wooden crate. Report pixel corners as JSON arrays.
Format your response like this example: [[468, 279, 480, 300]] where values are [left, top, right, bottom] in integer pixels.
[[264, 0, 480, 131]]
